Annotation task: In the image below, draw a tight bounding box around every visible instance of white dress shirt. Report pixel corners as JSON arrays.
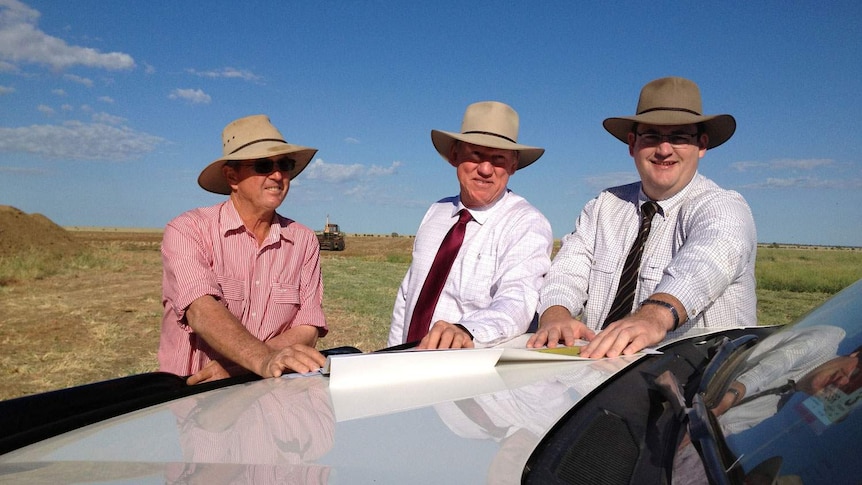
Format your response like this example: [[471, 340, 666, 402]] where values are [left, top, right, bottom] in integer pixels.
[[389, 190, 553, 347], [539, 173, 757, 335]]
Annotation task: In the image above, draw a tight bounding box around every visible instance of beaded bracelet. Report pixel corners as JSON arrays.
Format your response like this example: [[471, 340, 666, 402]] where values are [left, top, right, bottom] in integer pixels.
[[641, 299, 680, 331]]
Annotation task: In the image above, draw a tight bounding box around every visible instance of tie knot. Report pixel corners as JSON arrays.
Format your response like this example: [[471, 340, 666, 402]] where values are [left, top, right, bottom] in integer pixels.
[[457, 209, 473, 224], [641, 201, 659, 220]]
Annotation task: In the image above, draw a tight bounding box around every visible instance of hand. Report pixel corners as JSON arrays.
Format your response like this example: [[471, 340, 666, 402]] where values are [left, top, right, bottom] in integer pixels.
[[710, 382, 746, 417], [418, 321, 475, 349], [527, 307, 595, 348], [579, 308, 668, 358], [187, 359, 236, 385], [262, 344, 327, 377]]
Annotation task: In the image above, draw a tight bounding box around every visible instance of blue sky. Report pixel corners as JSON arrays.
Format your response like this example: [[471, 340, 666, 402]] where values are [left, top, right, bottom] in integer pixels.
[[1, 0, 861, 246]]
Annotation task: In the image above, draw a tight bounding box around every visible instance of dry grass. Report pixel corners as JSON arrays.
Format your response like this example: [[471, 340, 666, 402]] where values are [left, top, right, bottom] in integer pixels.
[[0, 233, 411, 400], [1, 230, 857, 401]]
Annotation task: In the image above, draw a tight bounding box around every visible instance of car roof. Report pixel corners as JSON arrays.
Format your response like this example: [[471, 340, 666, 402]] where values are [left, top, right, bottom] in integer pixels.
[[0, 345, 645, 484]]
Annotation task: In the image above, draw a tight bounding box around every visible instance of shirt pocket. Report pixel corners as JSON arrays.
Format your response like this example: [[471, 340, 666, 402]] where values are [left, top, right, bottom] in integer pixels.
[[457, 245, 497, 304], [217, 275, 246, 316], [271, 283, 301, 305]]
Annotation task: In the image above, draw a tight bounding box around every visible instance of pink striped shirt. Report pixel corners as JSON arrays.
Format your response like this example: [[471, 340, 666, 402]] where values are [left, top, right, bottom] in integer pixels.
[[158, 201, 328, 376]]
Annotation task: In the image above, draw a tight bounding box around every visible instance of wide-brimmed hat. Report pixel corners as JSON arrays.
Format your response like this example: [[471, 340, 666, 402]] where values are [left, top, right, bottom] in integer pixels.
[[431, 101, 544, 170], [603, 77, 736, 149], [198, 114, 318, 195]]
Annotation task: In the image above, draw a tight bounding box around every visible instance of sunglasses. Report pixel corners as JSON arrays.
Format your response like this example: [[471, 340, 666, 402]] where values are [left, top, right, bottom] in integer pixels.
[[237, 158, 297, 175]]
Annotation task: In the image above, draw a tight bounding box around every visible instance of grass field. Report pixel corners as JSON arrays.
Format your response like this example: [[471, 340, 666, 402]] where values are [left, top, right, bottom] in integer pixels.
[[0, 232, 860, 400]]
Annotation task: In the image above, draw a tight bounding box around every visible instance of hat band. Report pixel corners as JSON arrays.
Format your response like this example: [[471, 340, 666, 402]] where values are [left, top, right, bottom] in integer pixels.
[[228, 138, 287, 156], [638, 107, 702, 116], [462, 131, 517, 144]]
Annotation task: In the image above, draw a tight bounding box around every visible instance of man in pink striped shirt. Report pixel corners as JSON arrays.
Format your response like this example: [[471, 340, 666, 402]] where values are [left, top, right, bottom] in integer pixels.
[[159, 115, 328, 384]]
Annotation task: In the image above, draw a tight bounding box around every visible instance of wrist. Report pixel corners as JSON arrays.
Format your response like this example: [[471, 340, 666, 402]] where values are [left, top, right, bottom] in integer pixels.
[[640, 299, 680, 331]]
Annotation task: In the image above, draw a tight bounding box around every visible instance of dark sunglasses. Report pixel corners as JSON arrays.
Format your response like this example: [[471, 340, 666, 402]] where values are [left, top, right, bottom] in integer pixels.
[[238, 158, 296, 175]]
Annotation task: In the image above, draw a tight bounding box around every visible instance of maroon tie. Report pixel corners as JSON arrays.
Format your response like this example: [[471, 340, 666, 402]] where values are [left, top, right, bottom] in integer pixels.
[[603, 201, 659, 328], [406, 209, 473, 342]]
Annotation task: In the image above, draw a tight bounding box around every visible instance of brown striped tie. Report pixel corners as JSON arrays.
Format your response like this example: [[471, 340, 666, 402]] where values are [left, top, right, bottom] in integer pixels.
[[603, 201, 659, 328]]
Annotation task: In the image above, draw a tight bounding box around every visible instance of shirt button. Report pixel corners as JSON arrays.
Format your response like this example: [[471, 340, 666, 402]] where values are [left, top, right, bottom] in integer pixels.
[[255, 280, 260, 286], [251, 312, 257, 318]]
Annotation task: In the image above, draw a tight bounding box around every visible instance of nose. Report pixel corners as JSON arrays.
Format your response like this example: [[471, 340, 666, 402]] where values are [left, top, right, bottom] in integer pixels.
[[476, 160, 495, 176]]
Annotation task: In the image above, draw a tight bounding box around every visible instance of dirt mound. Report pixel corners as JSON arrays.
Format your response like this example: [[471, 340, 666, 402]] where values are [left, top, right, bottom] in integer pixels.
[[0, 205, 84, 258]]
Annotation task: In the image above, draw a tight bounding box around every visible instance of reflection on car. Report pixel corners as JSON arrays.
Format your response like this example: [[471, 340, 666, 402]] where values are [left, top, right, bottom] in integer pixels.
[[2, 279, 861, 484]]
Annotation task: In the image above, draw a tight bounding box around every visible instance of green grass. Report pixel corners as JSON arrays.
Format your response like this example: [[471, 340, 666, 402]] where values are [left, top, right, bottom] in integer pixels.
[[320, 256, 410, 351], [0, 248, 108, 286], [756, 247, 862, 294]]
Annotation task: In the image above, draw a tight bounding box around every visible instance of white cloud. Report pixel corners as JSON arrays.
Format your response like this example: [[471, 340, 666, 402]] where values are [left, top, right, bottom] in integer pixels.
[[584, 171, 640, 191], [63, 73, 93, 87], [731, 158, 834, 172], [36, 103, 53, 115], [344, 137, 360, 144], [98, 95, 114, 103], [60, 104, 72, 111], [51, 88, 65, 96], [303, 159, 400, 183], [0, 0, 135, 71], [741, 176, 862, 190], [168, 88, 211, 104], [0, 120, 163, 161], [186, 67, 261, 82], [91, 111, 125, 125], [0, 84, 13, 94], [0, 60, 18, 72]]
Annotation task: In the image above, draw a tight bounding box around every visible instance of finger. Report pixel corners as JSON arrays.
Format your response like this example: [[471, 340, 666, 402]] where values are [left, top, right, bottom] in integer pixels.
[[526, 331, 544, 348]]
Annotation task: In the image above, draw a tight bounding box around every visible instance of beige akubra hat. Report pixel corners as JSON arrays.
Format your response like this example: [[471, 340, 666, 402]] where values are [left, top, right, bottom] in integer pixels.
[[431, 101, 545, 170], [603, 77, 736, 149], [198, 114, 318, 195]]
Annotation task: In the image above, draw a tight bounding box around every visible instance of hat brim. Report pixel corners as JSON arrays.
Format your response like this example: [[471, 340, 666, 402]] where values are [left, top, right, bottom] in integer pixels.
[[603, 112, 736, 150], [198, 142, 318, 195], [431, 130, 545, 170]]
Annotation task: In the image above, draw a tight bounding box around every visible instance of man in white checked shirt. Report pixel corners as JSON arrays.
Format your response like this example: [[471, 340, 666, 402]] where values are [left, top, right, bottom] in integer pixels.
[[159, 115, 328, 383], [530, 77, 757, 358], [389, 101, 553, 350]]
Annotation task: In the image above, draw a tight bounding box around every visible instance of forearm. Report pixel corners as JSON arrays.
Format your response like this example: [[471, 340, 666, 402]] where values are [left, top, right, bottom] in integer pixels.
[[265, 324, 319, 351], [186, 295, 273, 377]]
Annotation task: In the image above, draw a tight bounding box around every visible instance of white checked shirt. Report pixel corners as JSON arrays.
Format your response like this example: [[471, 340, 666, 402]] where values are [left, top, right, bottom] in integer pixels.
[[539, 173, 757, 335], [390, 190, 553, 347]]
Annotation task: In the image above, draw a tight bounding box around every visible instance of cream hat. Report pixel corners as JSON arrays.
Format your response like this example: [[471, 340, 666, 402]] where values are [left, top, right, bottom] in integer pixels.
[[198, 114, 317, 194], [603, 77, 736, 149], [431, 101, 544, 170]]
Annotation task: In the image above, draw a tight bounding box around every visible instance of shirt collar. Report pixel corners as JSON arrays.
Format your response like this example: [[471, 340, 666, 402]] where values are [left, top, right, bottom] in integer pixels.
[[456, 189, 510, 226], [219, 200, 294, 245], [638, 172, 702, 217]]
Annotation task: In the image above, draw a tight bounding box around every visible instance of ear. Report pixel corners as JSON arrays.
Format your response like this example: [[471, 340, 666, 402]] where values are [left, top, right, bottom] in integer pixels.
[[627, 132, 636, 157], [447, 143, 460, 168], [222, 164, 240, 188], [698, 133, 709, 157]]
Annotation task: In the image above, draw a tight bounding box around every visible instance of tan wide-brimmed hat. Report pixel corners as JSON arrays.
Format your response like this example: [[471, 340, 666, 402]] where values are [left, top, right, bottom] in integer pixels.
[[198, 114, 318, 194], [603, 77, 736, 149], [431, 101, 545, 170]]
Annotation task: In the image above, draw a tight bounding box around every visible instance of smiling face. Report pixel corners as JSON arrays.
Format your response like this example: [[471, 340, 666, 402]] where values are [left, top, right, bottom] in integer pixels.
[[627, 123, 708, 200], [449, 141, 518, 209], [223, 156, 291, 217]]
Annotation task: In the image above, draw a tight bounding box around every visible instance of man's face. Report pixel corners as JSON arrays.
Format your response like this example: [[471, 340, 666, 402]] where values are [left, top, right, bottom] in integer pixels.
[[450, 142, 518, 209], [797, 352, 861, 396], [224, 156, 292, 214], [627, 123, 707, 200]]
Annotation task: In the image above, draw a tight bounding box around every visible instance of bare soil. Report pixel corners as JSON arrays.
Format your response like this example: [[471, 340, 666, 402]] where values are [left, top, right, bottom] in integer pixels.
[[0, 208, 413, 400]]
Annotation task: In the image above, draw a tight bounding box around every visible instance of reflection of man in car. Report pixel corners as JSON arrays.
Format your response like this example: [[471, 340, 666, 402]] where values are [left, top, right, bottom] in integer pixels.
[[434, 360, 630, 483], [710, 325, 848, 435], [166, 377, 334, 484]]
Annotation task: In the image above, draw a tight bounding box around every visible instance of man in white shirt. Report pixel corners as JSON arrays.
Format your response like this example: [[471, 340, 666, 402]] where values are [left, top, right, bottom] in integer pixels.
[[389, 101, 553, 350], [530, 77, 757, 358]]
